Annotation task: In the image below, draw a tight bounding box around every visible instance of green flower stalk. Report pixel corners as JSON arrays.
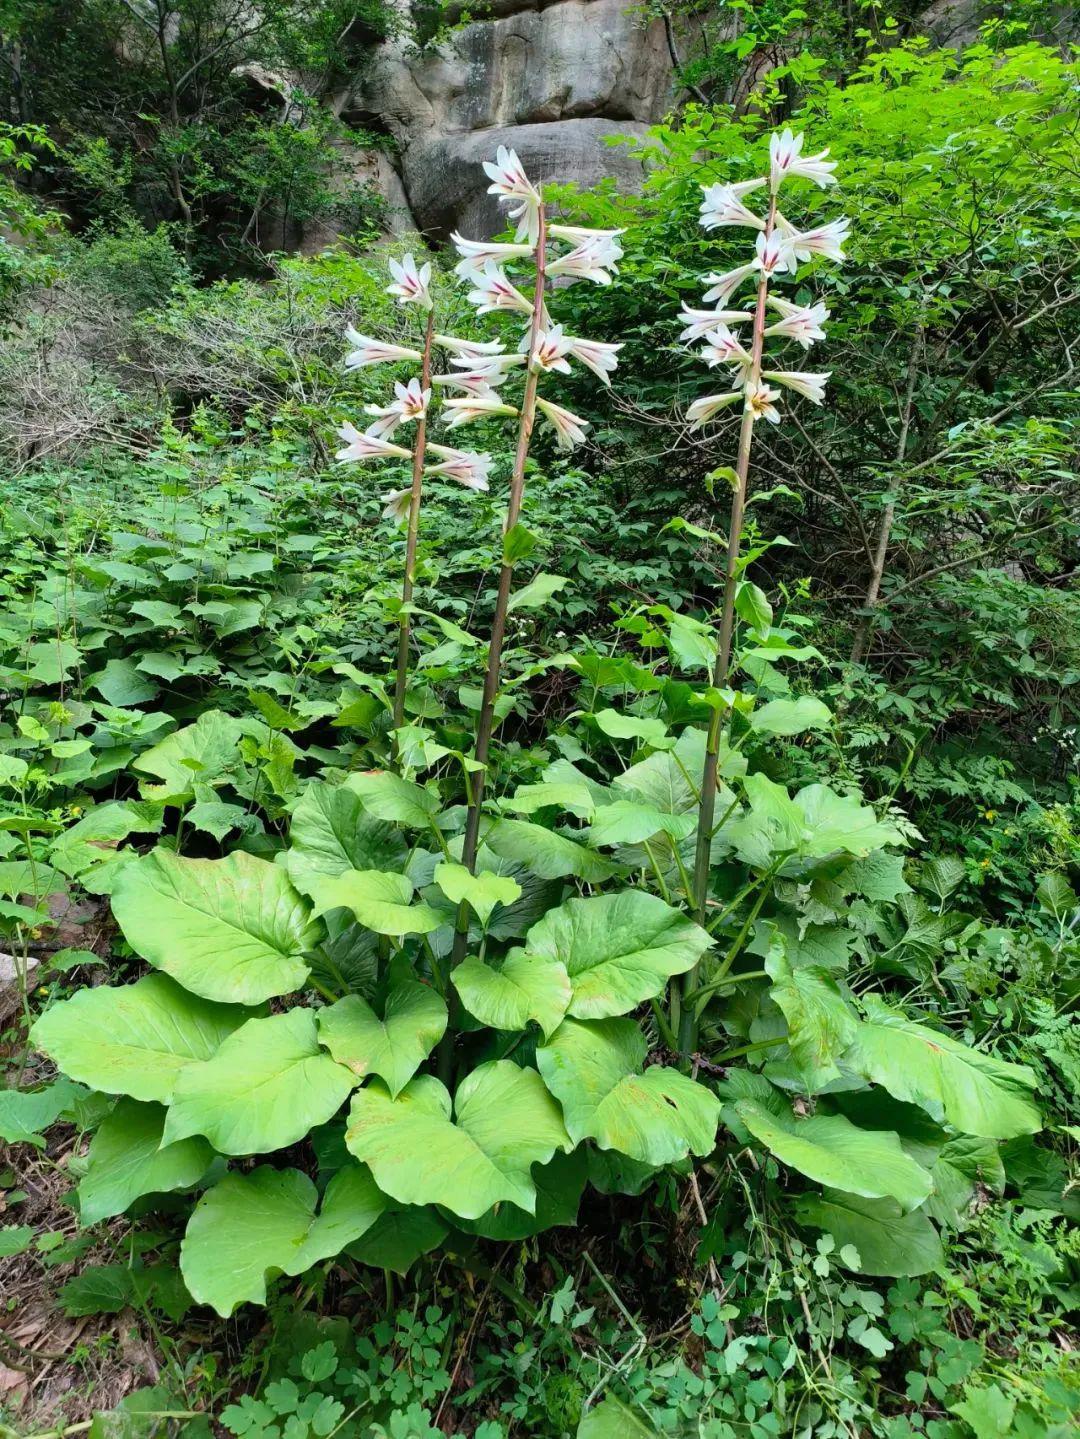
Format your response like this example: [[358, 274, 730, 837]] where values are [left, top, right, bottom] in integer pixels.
[[679, 128, 848, 1054]]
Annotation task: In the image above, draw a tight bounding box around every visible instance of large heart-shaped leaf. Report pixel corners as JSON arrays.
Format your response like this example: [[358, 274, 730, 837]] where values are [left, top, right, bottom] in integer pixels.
[[133, 710, 245, 801], [736, 1100, 933, 1211], [345, 1062, 570, 1220], [764, 943, 858, 1091], [843, 997, 1040, 1139], [727, 775, 905, 870], [433, 861, 521, 927], [793, 1189, 944, 1277], [112, 849, 319, 1004], [78, 1099, 214, 1226], [586, 803, 697, 849], [484, 819, 620, 882], [317, 985, 447, 1098], [163, 1009, 355, 1154], [286, 781, 408, 897], [180, 1164, 385, 1316], [346, 1205, 448, 1276], [30, 973, 248, 1103], [749, 696, 832, 737], [453, 949, 571, 1039], [308, 870, 443, 937], [344, 771, 440, 828], [537, 1017, 719, 1165], [524, 891, 711, 1019], [454, 1147, 588, 1241]]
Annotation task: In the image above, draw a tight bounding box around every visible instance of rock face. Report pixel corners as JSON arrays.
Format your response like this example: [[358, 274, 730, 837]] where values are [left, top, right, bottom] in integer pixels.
[[335, 0, 676, 240]]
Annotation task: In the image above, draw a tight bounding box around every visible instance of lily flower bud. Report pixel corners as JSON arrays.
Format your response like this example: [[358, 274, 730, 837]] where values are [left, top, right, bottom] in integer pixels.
[[536, 396, 589, 450], [762, 369, 831, 405], [344, 328, 422, 369]]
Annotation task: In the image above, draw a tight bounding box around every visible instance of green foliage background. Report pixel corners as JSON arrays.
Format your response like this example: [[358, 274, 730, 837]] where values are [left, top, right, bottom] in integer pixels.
[[0, 4, 1077, 1438]]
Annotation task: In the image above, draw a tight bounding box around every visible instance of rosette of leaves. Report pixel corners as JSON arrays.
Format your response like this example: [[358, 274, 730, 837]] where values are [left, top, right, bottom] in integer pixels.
[[29, 718, 1042, 1315]]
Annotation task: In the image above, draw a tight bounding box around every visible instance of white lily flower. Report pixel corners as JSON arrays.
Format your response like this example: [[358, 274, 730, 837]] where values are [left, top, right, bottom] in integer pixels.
[[335, 421, 412, 462], [482, 145, 543, 245], [536, 396, 589, 450], [381, 488, 412, 523], [451, 233, 534, 278], [701, 325, 752, 375], [443, 394, 519, 429], [699, 181, 766, 232], [424, 443, 493, 491], [467, 262, 534, 317], [344, 328, 422, 369], [745, 383, 782, 424], [753, 229, 796, 279], [531, 325, 573, 375], [450, 352, 526, 375], [435, 334, 508, 360], [363, 378, 429, 437], [547, 234, 623, 285], [678, 305, 754, 344], [769, 129, 837, 191], [432, 371, 508, 397], [686, 391, 742, 429], [775, 212, 850, 263], [548, 223, 626, 243], [563, 334, 622, 385], [701, 262, 758, 306], [764, 297, 829, 348], [386, 253, 433, 309], [762, 369, 831, 405]]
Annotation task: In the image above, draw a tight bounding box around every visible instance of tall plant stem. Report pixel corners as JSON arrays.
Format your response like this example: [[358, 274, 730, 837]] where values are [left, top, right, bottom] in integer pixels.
[[457, 211, 548, 878], [392, 306, 437, 734], [441, 209, 548, 1017], [679, 195, 776, 1056]]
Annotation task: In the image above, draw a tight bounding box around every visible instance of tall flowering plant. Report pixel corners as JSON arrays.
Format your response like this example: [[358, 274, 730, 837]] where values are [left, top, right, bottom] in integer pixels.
[[678, 129, 848, 1051], [447, 147, 624, 891], [334, 152, 623, 793]]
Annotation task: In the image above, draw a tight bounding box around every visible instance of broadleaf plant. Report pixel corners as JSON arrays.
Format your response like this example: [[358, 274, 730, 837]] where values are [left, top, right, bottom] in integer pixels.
[[28, 137, 1043, 1320]]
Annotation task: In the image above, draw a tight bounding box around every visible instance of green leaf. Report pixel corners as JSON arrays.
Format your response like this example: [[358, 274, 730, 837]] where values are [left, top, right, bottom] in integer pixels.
[[0, 1077, 86, 1149], [112, 849, 318, 1005], [844, 851, 911, 903], [765, 942, 858, 1090], [308, 869, 443, 936], [950, 1384, 1017, 1438], [736, 1101, 932, 1210], [453, 949, 571, 1039], [793, 1189, 944, 1277], [286, 781, 408, 898], [94, 659, 158, 707], [734, 580, 772, 632], [1035, 871, 1077, 919], [727, 776, 905, 869], [345, 1063, 570, 1220], [537, 1017, 719, 1165], [578, 1397, 658, 1439], [918, 855, 967, 903], [456, 1147, 588, 1240], [926, 1136, 1005, 1229], [507, 572, 568, 612], [485, 819, 620, 882], [181, 1164, 386, 1316], [78, 1099, 214, 1225], [0, 1225, 34, 1257], [587, 802, 696, 848], [133, 710, 244, 800], [502, 782, 597, 820], [344, 771, 440, 828], [316, 985, 448, 1098], [843, 997, 1041, 1139], [433, 861, 521, 926], [346, 1206, 448, 1276], [749, 696, 831, 736], [524, 891, 711, 1020], [30, 974, 248, 1103], [163, 1009, 355, 1155], [592, 709, 670, 747]]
